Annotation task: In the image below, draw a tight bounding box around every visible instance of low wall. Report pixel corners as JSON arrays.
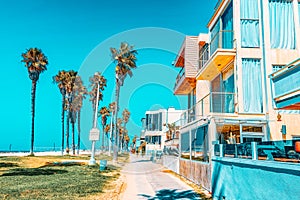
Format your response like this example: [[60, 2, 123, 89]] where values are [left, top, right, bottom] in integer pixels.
[[212, 157, 300, 200], [179, 158, 211, 191], [162, 155, 179, 173]]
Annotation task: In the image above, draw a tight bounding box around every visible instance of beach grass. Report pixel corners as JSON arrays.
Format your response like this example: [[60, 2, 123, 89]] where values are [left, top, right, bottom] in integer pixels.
[[0, 153, 128, 199]]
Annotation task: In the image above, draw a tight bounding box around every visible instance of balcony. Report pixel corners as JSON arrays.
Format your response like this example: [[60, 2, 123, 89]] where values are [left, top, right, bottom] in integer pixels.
[[173, 36, 198, 95], [180, 92, 235, 126], [174, 67, 196, 95], [197, 30, 236, 81], [270, 58, 300, 110]]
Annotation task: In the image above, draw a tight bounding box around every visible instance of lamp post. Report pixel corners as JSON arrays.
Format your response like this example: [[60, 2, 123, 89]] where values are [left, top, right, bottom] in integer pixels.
[[89, 76, 100, 165]]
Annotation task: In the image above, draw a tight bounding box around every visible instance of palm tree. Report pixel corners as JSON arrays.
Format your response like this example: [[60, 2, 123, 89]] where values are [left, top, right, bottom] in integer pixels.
[[117, 118, 123, 151], [53, 70, 69, 155], [104, 124, 111, 151], [108, 102, 116, 154], [98, 106, 110, 151], [21, 48, 48, 155], [89, 72, 107, 128], [71, 76, 87, 155], [65, 70, 77, 154], [110, 42, 137, 161], [122, 109, 130, 151]]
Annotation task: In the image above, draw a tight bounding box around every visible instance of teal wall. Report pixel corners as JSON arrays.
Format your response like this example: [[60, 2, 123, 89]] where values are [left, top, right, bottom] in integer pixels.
[[212, 157, 300, 200]]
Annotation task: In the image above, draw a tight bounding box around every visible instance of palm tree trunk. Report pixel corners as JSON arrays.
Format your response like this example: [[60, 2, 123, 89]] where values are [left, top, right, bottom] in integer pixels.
[[77, 111, 81, 155], [109, 115, 113, 155], [72, 119, 75, 155], [102, 124, 105, 152], [61, 94, 65, 156], [30, 81, 37, 155], [66, 111, 70, 154], [113, 83, 120, 162]]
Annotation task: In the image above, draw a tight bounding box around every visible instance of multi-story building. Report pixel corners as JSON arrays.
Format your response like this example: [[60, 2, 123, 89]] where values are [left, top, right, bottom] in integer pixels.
[[174, 0, 300, 161], [143, 107, 183, 154]]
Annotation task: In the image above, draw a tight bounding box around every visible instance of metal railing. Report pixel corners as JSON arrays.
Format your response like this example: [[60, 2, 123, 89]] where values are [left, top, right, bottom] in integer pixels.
[[210, 30, 234, 56], [214, 139, 300, 163], [199, 44, 209, 70], [174, 67, 185, 90], [180, 92, 235, 126]]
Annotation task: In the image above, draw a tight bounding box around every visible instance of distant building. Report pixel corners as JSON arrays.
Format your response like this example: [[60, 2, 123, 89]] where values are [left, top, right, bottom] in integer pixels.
[[143, 107, 183, 154]]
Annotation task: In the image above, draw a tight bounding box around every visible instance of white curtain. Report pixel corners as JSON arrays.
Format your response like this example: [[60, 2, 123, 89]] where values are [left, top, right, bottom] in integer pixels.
[[240, 0, 260, 47], [269, 0, 295, 49], [242, 59, 263, 113]]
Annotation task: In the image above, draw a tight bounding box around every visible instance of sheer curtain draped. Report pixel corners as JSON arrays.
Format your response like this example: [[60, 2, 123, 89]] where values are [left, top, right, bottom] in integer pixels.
[[269, 0, 295, 49], [240, 0, 260, 47], [242, 59, 263, 113]]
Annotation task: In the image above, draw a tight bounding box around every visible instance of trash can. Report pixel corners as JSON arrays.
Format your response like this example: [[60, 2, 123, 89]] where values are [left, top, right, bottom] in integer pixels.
[[99, 160, 107, 171]]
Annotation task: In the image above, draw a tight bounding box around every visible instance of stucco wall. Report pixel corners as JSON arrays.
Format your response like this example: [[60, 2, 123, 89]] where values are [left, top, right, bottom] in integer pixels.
[[212, 157, 300, 200], [162, 155, 179, 174]]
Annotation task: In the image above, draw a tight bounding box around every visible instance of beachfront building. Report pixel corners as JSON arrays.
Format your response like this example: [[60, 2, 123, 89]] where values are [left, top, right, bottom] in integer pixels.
[[143, 107, 183, 154], [174, 0, 300, 162]]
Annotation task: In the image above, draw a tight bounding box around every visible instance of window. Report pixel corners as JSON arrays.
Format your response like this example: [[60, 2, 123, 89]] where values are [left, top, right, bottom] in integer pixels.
[[298, 0, 300, 24], [211, 66, 235, 113], [221, 2, 233, 49], [272, 65, 285, 72], [209, 2, 233, 55], [240, 0, 260, 47], [269, 0, 295, 49], [145, 113, 162, 131], [242, 58, 263, 113]]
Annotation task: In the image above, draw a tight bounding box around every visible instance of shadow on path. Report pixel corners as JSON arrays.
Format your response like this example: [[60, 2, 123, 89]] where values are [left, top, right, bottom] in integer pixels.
[[139, 189, 201, 200]]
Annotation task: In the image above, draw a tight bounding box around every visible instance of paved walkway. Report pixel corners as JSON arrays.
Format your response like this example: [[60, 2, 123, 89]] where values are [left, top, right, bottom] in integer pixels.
[[121, 154, 201, 200]]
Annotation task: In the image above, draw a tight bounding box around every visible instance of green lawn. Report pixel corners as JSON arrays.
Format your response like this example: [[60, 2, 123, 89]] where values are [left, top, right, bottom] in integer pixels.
[[0, 154, 128, 199]]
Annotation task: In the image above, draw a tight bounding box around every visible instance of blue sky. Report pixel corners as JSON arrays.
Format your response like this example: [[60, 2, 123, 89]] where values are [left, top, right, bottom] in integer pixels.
[[0, 0, 217, 151]]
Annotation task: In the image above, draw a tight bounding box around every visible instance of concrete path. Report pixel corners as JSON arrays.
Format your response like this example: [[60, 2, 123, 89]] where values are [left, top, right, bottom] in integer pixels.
[[121, 154, 201, 200]]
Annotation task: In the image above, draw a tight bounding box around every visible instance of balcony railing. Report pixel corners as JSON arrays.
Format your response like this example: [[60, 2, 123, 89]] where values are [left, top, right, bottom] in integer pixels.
[[214, 139, 300, 163], [210, 30, 234, 56], [180, 92, 235, 126], [174, 67, 185, 90], [199, 44, 209, 70]]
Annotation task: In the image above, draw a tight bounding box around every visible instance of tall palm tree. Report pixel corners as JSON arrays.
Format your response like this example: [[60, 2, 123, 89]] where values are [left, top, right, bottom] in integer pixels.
[[122, 109, 130, 151], [53, 70, 69, 155], [108, 102, 116, 154], [98, 106, 110, 151], [21, 48, 48, 155], [104, 124, 110, 151], [72, 76, 87, 155], [65, 70, 77, 154], [89, 72, 107, 128], [117, 118, 123, 151], [110, 42, 137, 161]]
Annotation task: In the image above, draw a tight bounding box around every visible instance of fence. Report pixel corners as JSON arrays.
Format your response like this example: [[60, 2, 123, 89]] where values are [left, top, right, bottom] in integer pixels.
[[214, 139, 300, 163]]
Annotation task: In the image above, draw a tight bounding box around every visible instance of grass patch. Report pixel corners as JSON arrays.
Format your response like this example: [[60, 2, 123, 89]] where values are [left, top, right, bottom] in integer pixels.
[[0, 156, 123, 200]]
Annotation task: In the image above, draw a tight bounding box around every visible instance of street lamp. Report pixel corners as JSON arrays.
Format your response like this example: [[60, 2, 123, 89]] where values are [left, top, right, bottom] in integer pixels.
[[89, 74, 100, 165]]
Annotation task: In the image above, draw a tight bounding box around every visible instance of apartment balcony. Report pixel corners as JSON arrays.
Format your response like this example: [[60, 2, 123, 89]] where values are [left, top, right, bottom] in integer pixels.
[[180, 92, 235, 126], [197, 30, 236, 81], [270, 58, 300, 110], [173, 36, 198, 95], [174, 67, 196, 95]]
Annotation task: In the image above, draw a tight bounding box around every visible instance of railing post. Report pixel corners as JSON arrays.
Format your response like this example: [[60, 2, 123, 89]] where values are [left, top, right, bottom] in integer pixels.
[[251, 142, 258, 160], [220, 144, 224, 157]]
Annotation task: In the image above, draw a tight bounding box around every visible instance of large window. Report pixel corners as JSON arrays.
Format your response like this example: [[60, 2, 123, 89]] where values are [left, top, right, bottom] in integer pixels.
[[209, 2, 233, 55], [145, 113, 162, 131], [211, 66, 235, 113], [240, 0, 260, 47], [242, 58, 263, 113], [269, 0, 295, 49]]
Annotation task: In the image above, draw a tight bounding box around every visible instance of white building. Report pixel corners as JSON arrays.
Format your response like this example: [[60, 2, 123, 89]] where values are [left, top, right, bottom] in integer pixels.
[[143, 107, 183, 154]]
